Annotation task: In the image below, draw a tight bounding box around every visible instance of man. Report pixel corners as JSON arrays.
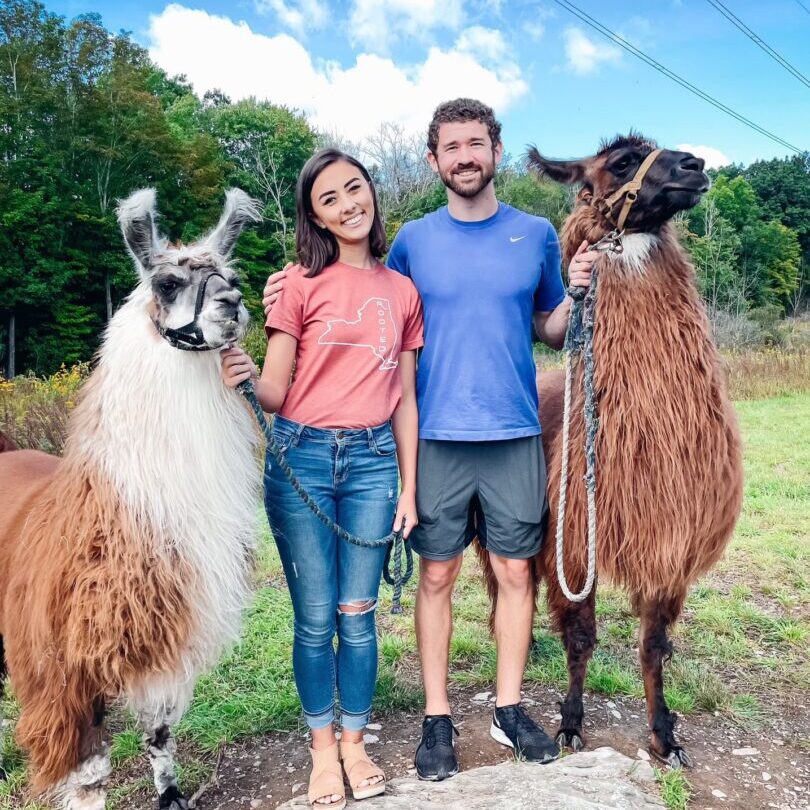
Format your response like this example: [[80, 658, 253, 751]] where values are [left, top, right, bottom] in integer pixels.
[[263, 98, 597, 781]]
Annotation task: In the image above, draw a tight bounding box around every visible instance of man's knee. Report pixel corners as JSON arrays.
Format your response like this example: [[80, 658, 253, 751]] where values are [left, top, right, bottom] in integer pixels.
[[489, 554, 533, 593], [418, 556, 462, 596]]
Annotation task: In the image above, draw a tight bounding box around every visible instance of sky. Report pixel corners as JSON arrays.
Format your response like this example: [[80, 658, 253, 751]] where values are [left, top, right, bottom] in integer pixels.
[[46, 0, 810, 168]]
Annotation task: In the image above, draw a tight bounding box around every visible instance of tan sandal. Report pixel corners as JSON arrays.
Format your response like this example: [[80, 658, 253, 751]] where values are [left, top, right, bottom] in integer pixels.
[[340, 738, 386, 800], [308, 743, 346, 809]]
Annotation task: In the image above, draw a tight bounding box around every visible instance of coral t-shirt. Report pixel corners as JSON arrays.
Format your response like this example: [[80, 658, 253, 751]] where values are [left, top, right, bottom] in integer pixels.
[[265, 261, 424, 429]]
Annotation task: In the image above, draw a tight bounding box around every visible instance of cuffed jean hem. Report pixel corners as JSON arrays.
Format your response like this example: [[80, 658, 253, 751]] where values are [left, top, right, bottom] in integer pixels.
[[340, 708, 371, 732], [304, 704, 335, 730]]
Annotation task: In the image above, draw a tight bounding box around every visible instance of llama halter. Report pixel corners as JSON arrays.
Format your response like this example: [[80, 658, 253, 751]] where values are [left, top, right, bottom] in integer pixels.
[[153, 270, 230, 351], [593, 148, 664, 232]]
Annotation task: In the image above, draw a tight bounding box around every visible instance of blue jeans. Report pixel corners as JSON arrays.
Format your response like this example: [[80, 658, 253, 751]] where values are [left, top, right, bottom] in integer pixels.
[[264, 415, 399, 732]]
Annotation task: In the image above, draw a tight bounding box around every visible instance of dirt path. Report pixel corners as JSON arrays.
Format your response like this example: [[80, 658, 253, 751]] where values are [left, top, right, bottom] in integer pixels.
[[200, 685, 809, 810]]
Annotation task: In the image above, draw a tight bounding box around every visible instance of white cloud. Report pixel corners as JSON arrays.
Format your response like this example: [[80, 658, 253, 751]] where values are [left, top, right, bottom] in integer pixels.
[[254, 0, 328, 35], [523, 21, 545, 41], [455, 26, 507, 63], [147, 5, 527, 142], [563, 26, 622, 75], [349, 0, 465, 51], [676, 144, 731, 170]]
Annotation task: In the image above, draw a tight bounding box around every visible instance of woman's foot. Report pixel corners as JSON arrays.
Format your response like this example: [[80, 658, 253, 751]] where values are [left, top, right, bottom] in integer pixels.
[[339, 731, 386, 800], [308, 729, 345, 808]]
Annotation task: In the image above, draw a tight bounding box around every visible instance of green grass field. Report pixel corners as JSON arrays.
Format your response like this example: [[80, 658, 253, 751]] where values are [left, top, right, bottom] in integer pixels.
[[1, 392, 808, 809]]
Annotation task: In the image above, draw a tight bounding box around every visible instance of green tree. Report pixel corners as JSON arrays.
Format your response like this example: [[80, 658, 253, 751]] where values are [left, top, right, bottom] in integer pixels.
[[203, 99, 316, 313]]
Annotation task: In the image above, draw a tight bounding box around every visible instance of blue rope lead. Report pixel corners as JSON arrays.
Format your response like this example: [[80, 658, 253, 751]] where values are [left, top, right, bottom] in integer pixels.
[[238, 380, 413, 614]]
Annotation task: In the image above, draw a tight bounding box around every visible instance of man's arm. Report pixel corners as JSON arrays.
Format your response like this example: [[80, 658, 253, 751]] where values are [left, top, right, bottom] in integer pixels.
[[534, 239, 599, 350], [262, 262, 293, 318]]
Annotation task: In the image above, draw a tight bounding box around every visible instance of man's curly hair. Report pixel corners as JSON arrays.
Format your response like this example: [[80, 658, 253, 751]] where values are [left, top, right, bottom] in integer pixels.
[[427, 98, 502, 155]]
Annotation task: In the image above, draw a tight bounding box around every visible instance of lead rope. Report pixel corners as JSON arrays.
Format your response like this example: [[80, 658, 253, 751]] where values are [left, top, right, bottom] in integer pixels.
[[237, 380, 413, 614], [554, 230, 622, 603]]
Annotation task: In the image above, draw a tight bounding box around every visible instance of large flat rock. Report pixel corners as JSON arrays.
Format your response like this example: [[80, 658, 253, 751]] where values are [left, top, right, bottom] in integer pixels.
[[275, 746, 663, 809]]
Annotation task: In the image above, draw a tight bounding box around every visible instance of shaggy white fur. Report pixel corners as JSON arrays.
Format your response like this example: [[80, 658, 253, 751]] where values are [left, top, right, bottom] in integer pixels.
[[52, 752, 111, 810], [606, 233, 659, 276], [78, 284, 260, 715]]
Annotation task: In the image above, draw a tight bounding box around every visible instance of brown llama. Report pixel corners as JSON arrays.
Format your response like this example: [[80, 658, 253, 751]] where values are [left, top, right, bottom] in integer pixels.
[[0, 188, 262, 808], [480, 134, 743, 768]]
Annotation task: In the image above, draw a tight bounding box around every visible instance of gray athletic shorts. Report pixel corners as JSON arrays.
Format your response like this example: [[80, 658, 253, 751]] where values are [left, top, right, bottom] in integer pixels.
[[410, 435, 549, 561]]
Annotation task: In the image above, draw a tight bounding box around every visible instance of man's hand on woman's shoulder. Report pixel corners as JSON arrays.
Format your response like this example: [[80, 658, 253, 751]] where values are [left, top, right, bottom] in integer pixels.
[[263, 262, 294, 317]]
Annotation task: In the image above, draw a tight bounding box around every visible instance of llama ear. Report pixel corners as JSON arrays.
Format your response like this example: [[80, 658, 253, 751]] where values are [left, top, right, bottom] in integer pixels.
[[117, 188, 160, 276], [526, 146, 588, 186], [204, 189, 263, 258]]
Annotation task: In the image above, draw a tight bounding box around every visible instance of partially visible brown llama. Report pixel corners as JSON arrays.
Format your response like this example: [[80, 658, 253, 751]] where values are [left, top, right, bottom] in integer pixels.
[[0, 188, 262, 809], [481, 135, 743, 768]]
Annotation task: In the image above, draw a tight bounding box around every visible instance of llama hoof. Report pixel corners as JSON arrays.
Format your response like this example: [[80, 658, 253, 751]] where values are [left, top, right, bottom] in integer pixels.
[[652, 746, 693, 769], [158, 785, 190, 809], [555, 730, 584, 752]]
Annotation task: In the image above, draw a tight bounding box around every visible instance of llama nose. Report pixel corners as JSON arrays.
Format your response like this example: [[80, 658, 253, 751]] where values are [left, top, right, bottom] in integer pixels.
[[679, 154, 705, 173], [214, 288, 242, 314]]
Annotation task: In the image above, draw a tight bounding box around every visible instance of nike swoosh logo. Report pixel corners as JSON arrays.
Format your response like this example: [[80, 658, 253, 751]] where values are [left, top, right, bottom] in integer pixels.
[[510, 236, 527, 243]]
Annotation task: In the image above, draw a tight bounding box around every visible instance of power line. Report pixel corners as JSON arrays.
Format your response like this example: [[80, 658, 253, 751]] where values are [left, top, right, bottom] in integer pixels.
[[794, 0, 810, 17], [706, 0, 810, 90], [550, 0, 804, 155]]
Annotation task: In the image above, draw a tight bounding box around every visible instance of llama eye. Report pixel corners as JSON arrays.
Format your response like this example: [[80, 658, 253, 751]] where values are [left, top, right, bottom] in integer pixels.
[[158, 280, 180, 296]]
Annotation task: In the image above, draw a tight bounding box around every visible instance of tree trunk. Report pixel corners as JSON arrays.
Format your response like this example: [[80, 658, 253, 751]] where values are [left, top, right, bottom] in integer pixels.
[[7, 311, 15, 379], [105, 272, 113, 321]]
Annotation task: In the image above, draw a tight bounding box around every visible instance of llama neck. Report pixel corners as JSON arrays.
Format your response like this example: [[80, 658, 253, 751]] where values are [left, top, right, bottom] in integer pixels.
[[591, 226, 721, 400], [65, 285, 260, 546]]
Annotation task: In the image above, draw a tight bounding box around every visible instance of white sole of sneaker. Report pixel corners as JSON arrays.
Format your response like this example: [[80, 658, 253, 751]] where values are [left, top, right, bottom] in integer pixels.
[[489, 722, 515, 749], [416, 767, 459, 782]]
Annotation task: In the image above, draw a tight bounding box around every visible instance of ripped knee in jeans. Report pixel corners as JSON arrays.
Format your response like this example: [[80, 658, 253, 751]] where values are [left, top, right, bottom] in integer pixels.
[[337, 599, 377, 616]]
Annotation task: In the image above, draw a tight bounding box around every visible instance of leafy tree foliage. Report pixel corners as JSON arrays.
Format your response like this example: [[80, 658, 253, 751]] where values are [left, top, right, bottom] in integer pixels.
[[1, 0, 807, 375], [0, 1, 315, 375]]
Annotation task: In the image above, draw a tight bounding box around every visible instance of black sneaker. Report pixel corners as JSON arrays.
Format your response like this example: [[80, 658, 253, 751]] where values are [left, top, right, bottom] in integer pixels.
[[490, 704, 559, 763], [414, 715, 460, 781]]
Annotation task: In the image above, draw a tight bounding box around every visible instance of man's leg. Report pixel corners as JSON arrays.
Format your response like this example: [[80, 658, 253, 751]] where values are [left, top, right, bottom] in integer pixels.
[[416, 555, 463, 715], [410, 439, 474, 780], [488, 553, 534, 707], [478, 435, 558, 763]]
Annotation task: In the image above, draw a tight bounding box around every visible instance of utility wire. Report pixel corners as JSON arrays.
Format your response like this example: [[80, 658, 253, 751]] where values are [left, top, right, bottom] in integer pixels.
[[794, 0, 810, 17], [706, 0, 810, 90], [551, 0, 804, 154]]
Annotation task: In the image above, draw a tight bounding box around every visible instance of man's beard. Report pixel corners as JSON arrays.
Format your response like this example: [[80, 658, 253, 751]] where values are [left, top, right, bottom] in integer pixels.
[[440, 161, 495, 198]]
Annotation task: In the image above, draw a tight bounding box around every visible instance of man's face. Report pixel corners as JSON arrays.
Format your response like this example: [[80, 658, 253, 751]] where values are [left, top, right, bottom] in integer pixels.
[[428, 120, 502, 198]]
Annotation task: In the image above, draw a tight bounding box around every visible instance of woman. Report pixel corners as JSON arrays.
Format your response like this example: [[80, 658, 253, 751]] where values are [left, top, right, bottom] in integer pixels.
[[221, 149, 422, 809]]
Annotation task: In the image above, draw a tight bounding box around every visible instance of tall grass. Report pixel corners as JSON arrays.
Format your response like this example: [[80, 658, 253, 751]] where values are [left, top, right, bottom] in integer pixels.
[[0, 364, 89, 454]]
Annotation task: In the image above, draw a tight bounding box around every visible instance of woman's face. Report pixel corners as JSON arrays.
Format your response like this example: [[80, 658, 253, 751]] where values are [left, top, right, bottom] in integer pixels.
[[310, 160, 375, 245]]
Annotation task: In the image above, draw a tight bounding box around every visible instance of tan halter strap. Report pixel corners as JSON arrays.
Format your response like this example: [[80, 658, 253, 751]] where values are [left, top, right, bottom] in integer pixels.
[[595, 148, 664, 232]]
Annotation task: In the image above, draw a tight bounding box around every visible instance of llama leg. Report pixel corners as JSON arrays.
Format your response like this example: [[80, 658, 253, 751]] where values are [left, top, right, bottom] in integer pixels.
[[142, 723, 187, 809], [547, 578, 597, 751], [637, 594, 692, 768], [133, 686, 193, 809], [52, 698, 111, 810]]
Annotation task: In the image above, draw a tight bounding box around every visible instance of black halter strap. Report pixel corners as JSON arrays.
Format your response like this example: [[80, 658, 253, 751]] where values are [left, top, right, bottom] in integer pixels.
[[154, 271, 228, 351]]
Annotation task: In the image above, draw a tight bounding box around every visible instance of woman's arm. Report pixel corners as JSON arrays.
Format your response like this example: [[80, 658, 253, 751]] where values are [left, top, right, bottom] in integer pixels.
[[220, 331, 297, 413], [391, 350, 418, 537], [255, 332, 297, 412]]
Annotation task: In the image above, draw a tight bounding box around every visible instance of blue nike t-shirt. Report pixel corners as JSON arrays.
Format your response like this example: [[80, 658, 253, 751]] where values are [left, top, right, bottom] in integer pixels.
[[387, 202, 566, 441]]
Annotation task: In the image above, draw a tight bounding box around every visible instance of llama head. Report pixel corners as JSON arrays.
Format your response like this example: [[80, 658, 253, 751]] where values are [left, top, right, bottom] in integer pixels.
[[527, 133, 709, 233], [117, 188, 262, 350]]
